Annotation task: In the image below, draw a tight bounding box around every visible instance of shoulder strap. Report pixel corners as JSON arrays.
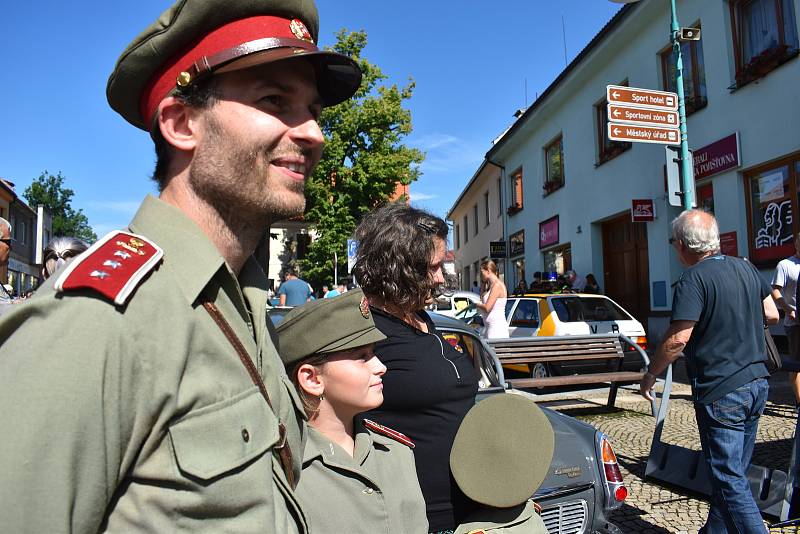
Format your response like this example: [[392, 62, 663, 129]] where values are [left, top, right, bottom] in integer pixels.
[[54, 230, 162, 305], [201, 299, 296, 488], [363, 418, 415, 448]]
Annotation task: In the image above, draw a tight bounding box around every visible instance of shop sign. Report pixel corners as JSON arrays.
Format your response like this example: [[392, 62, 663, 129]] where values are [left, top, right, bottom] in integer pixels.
[[719, 231, 738, 256], [509, 230, 525, 256], [692, 133, 740, 181], [631, 199, 656, 222], [489, 240, 507, 258], [539, 216, 559, 249]]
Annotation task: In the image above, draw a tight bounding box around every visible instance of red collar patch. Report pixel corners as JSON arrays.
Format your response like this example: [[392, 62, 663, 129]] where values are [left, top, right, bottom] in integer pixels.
[[54, 230, 163, 306]]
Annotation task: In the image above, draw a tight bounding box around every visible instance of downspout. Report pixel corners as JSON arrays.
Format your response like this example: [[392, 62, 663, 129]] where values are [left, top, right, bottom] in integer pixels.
[[486, 159, 506, 281]]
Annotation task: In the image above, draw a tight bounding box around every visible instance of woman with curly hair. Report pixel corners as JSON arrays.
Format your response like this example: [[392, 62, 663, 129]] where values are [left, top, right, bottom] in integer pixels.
[[353, 202, 478, 534]]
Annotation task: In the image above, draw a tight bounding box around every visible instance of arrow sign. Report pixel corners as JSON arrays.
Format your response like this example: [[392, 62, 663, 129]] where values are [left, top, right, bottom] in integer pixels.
[[607, 104, 679, 128], [607, 84, 678, 111], [608, 123, 680, 146]]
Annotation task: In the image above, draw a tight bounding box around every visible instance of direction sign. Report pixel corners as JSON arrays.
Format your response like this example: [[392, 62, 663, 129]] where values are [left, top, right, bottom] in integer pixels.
[[607, 85, 678, 111], [607, 104, 678, 128], [608, 123, 680, 146]]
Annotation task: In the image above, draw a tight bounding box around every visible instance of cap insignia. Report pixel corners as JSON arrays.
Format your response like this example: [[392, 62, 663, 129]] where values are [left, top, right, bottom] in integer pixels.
[[289, 19, 313, 42], [103, 260, 122, 269], [176, 71, 192, 87], [90, 270, 110, 279], [359, 296, 370, 318]]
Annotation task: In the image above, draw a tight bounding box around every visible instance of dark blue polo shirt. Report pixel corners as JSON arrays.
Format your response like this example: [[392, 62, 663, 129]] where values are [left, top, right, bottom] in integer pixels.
[[671, 255, 771, 404]]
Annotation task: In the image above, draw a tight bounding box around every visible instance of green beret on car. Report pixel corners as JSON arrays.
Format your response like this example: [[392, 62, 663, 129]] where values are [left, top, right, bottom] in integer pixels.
[[450, 394, 555, 508], [276, 289, 386, 366], [107, 0, 362, 130]]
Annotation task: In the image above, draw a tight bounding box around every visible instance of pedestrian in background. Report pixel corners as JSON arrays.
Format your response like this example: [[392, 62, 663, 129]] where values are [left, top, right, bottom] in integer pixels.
[[278, 267, 313, 306], [470, 280, 480, 295], [278, 289, 428, 533], [476, 259, 509, 339], [353, 202, 479, 533], [566, 269, 586, 292], [641, 209, 778, 533], [772, 234, 800, 399], [583, 273, 601, 294], [0, 218, 13, 315], [0, 0, 362, 530], [40, 236, 89, 279]]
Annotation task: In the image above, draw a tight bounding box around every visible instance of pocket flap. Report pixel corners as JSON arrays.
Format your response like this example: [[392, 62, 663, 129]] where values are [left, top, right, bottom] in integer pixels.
[[169, 388, 279, 480]]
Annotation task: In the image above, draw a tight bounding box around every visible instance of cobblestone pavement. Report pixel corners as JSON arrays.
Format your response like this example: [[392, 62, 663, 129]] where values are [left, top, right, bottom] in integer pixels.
[[535, 362, 799, 533]]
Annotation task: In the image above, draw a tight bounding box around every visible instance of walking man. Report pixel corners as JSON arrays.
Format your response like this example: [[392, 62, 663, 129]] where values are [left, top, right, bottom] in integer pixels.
[[0, 0, 361, 532], [0, 217, 12, 313], [772, 234, 800, 399], [641, 210, 778, 533]]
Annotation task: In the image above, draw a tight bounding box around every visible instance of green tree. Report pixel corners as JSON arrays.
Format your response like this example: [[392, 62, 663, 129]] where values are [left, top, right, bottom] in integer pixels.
[[298, 30, 424, 288], [23, 171, 97, 243]]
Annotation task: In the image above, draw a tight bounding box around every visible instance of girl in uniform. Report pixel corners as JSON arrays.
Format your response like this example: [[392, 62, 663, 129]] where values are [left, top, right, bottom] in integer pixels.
[[276, 289, 428, 534]]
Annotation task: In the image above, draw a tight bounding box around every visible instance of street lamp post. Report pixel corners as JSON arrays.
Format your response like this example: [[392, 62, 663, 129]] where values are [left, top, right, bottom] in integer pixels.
[[612, 0, 696, 209]]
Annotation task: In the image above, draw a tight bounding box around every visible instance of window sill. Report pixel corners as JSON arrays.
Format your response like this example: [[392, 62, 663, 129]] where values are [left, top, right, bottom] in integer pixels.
[[507, 205, 523, 216], [595, 145, 631, 167], [543, 182, 564, 197], [731, 47, 799, 92]]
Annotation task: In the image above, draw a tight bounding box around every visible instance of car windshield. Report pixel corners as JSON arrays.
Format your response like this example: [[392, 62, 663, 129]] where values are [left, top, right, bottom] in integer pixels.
[[550, 296, 632, 322]]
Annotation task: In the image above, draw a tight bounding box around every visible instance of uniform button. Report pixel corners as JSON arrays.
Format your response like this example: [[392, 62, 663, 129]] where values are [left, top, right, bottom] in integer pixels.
[[241, 429, 250, 442], [362, 488, 374, 495]]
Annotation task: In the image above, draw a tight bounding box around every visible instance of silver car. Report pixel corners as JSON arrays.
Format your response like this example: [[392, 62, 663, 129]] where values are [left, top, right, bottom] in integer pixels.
[[432, 312, 625, 534]]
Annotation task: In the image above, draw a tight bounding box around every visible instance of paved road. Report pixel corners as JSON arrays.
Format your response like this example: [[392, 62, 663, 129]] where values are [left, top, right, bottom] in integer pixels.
[[535, 361, 799, 533]]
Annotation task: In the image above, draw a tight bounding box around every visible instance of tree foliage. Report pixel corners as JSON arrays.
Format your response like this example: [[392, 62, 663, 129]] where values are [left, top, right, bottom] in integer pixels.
[[23, 171, 97, 243], [298, 30, 424, 287]]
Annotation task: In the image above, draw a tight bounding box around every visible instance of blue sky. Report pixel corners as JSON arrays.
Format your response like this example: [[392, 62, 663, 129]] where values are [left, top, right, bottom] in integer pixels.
[[0, 1, 622, 236]]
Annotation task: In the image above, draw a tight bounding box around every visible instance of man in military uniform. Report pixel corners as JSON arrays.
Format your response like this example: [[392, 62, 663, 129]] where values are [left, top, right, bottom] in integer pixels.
[[0, 0, 360, 532]]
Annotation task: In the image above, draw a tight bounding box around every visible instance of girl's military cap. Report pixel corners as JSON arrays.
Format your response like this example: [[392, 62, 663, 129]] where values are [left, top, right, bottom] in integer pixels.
[[107, 0, 362, 130], [450, 394, 555, 508], [276, 289, 386, 366]]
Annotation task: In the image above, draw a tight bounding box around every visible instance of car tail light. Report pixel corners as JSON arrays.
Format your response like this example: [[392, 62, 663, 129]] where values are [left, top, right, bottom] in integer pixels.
[[631, 336, 647, 351], [598, 433, 626, 510]]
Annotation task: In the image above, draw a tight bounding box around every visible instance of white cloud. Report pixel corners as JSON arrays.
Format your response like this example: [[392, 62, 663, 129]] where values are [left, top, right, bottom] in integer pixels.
[[409, 192, 438, 202], [410, 133, 485, 175]]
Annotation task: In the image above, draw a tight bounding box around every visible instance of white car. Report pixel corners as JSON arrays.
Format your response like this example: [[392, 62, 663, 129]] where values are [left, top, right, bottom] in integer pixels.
[[457, 293, 648, 378], [428, 290, 482, 317]]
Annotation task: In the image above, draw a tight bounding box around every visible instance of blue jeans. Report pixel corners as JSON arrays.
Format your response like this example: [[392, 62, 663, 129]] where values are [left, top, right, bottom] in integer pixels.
[[694, 377, 769, 534]]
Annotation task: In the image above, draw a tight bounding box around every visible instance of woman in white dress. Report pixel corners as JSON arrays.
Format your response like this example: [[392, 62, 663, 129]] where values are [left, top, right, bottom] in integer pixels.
[[475, 260, 509, 339]]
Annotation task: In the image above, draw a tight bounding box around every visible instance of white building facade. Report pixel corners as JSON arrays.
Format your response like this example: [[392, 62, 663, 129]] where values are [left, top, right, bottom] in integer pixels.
[[456, 0, 799, 340]]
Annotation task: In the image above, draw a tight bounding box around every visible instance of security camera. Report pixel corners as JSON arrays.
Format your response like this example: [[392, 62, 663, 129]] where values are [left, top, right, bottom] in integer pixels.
[[678, 27, 701, 41]]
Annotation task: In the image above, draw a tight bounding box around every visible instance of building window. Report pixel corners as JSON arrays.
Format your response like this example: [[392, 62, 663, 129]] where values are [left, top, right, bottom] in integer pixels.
[[745, 153, 800, 263], [473, 261, 479, 286], [543, 243, 572, 275], [543, 135, 565, 195], [508, 167, 524, 215], [484, 191, 490, 227], [463, 215, 469, 244], [596, 96, 631, 164], [473, 204, 479, 236], [660, 29, 707, 114], [730, 0, 799, 88], [497, 178, 502, 214], [463, 265, 470, 290], [455, 223, 460, 249]]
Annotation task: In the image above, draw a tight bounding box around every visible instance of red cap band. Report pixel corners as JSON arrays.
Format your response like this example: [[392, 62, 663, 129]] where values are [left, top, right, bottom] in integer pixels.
[[140, 15, 317, 128]]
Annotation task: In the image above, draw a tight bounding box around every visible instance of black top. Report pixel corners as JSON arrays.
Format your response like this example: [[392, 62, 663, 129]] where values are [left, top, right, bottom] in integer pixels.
[[357, 307, 479, 531], [671, 255, 771, 404]]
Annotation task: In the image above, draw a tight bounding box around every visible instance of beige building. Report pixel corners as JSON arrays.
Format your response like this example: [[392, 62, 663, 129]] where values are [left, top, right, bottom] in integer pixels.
[[447, 160, 504, 291]]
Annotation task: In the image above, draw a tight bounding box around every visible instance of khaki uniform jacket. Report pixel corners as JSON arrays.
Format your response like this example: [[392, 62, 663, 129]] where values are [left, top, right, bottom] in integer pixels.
[[296, 426, 428, 534], [454, 500, 548, 534], [0, 195, 308, 533]]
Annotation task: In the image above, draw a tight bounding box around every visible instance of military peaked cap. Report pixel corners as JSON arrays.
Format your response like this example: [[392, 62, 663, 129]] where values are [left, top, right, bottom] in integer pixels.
[[276, 289, 386, 366], [450, 394, 555, 508], [107, 0, 362, 130]]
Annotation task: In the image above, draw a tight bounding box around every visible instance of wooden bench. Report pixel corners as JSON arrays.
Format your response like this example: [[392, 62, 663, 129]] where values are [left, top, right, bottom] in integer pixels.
[[488, 334, 649, 407]]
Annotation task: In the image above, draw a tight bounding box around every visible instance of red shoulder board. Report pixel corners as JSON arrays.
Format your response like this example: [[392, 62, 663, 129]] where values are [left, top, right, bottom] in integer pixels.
[[54, 231, 163, 306], [363, 419, 415, 448]]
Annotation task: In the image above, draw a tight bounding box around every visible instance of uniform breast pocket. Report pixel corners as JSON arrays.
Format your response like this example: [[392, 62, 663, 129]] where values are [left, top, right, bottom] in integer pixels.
[[169, 387, 279, 480]]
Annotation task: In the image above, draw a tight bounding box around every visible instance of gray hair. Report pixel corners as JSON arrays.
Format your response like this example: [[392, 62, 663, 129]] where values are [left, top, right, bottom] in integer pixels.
[[671, 209, 720, 255], [0, 217, 10, 235], [42, 236, 89, 279]]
